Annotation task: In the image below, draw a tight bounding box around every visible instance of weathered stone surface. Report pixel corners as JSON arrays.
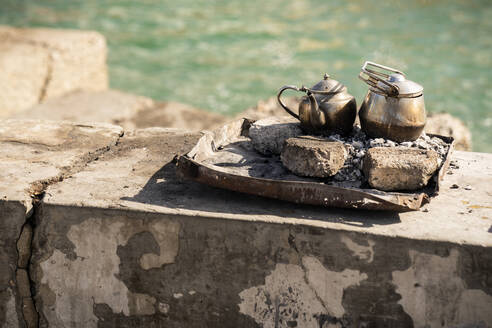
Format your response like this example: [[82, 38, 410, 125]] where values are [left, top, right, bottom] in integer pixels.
[[425, 112, 472, 151], [281, 137, 347, 177], [0, 26, 108, 117], [249, 116, 302, 155], [0, 119, 123, 196], [24, 116, 491, 327], [0, 119, 123, 327], [363, 147, 440, 191], [132, 101, 229, 131], [12, 90, 154, 129]]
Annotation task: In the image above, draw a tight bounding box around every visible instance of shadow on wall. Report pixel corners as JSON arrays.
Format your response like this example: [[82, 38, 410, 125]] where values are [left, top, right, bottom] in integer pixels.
[[122, 161, 402, 227]]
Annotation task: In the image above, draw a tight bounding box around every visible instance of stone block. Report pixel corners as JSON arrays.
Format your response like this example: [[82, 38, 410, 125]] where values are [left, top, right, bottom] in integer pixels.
[[0, 26, 108, 117], [249, 116, 302, 155], [363, 147, 440, 191], [0, 120, 490, 327], [281, 137, 347, 177], [12, 90, 155, 130], [25, 118, 491, 327]]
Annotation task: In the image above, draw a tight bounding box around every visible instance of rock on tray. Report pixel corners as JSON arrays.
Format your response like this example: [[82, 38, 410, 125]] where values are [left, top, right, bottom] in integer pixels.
[[363, 147, 440, 191], [248, 116, 302, 155], [281, 137, 347, 178]]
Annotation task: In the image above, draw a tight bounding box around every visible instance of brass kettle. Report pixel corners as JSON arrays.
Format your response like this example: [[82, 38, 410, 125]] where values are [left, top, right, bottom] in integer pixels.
[[358, 61, 426, 142], [277, 73, 357, 136]]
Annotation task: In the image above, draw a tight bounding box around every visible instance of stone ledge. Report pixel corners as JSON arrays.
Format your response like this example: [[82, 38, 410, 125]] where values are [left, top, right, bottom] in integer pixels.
[[43, 136, 491, 247], [0, 119, 123, 328], [1, 120, 491, 327]]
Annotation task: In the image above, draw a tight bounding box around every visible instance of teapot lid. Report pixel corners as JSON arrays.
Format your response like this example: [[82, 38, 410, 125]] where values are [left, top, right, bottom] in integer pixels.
[[310, 73, 347, 94], [376, 73, 423, 98], [359, 62, 423, 98]]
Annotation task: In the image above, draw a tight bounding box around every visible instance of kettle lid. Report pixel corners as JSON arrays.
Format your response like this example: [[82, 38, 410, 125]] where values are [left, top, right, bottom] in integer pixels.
[[310, 73, 347, 94], [377, 73, 423, 98]]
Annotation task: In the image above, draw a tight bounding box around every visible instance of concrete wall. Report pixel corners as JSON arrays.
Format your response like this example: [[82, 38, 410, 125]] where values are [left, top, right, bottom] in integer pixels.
[[31, 205, 492, 328], [1, 120, 490, 327], [0, 200, 29, 327]]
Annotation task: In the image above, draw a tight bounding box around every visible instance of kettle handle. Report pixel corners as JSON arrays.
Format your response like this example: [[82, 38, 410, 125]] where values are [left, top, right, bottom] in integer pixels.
[[358, 61, 403, 96], [277, 85, 301, 119]]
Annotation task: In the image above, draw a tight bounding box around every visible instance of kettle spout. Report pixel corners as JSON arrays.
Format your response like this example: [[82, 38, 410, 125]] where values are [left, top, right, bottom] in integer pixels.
[[307, 91, 325, 129]]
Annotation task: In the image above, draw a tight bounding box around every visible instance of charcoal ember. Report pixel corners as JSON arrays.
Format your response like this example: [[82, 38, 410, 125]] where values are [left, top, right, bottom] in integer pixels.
[[249, 116, 302, 155], [328, 134, 342, 143], [362, 147, 440, 191], [281, 137, 347, 177], [352, 141, 364, 149]]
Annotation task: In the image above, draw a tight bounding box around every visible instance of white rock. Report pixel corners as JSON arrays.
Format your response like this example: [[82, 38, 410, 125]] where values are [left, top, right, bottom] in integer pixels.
[[249, 117, 302, 155]]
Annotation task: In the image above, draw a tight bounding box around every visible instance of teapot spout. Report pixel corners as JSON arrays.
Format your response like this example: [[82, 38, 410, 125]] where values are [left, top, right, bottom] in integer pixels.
[[307, 91, 325, 129]]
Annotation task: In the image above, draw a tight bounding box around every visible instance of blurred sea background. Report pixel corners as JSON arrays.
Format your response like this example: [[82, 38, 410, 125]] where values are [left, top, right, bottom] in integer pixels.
[[1, 0, 491, 151]]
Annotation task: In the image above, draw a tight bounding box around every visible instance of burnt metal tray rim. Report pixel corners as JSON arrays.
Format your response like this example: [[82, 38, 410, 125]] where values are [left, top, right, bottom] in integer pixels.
[[177, 118, 454, 212]]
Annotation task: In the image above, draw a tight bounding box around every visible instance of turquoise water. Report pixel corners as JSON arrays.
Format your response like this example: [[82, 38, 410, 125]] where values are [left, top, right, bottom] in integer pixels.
[[2, 0, 491, 151]]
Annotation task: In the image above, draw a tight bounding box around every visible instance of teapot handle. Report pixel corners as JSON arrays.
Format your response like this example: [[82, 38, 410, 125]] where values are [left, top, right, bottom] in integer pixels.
[[358, 61, 403, 96], [277, 85, 301, 119]]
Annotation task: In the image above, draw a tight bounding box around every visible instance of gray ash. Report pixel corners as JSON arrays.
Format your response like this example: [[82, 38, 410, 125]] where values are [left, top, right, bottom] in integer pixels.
[[324, 125, 450, 188]]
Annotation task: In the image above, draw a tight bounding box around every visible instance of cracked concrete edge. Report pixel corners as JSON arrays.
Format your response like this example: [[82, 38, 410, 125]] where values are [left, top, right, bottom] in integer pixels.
[[27, 127, 124, 197], [7, 122, 126, 328]]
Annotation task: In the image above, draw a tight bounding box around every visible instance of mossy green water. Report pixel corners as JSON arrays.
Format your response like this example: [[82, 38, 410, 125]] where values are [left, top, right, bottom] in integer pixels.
[[2, 0, 491, 151]]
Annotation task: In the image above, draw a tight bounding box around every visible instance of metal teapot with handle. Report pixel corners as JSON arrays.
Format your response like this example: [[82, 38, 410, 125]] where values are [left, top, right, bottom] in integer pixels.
[[277, 73, 357, 136], [358, 61, 426, 142]]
